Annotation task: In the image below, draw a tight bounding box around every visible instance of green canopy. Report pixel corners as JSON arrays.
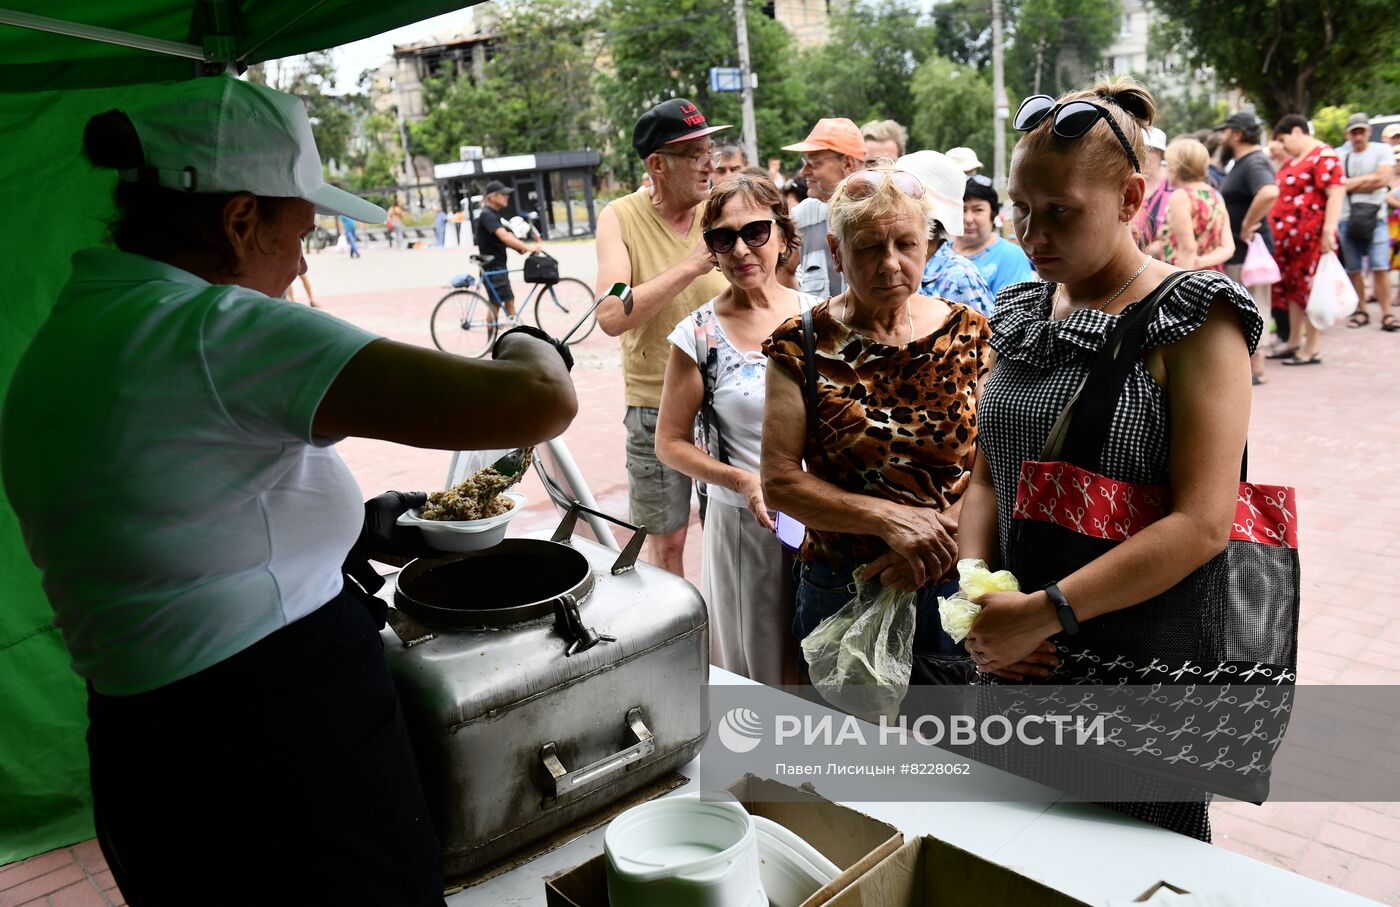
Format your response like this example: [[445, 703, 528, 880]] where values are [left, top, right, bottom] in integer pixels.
[[0, 1, 481, 864]]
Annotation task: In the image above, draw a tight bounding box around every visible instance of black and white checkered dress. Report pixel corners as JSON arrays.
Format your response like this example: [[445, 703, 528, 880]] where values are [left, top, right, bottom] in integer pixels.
[[977, 270, 1263, 840]]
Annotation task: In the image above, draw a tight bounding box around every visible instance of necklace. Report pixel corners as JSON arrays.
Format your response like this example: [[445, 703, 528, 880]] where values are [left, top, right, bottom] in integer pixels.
[[1057, 256, 1151, 315], [840, 298, 918, 344]]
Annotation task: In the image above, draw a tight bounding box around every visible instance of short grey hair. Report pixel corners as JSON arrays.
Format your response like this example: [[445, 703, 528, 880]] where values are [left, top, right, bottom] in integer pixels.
[[860, 119, 909, 157]]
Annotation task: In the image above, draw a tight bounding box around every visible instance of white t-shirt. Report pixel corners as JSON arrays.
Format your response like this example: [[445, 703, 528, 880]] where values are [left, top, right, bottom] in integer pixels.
[[667, 293, 816, 508], [792, 197, 842, 297], [1, 248, 377, 695]]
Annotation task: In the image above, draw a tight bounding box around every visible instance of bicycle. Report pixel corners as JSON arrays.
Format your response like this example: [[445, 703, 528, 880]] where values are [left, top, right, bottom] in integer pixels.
[[430, 249, 599, 358]]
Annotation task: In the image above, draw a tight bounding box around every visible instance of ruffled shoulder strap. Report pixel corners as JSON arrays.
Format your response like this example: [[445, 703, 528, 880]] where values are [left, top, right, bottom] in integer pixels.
[[1143, 270, 1264, 355]]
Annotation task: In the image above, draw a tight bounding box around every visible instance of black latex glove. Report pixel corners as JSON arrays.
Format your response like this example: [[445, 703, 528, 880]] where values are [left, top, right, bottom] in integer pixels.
[[492, 324, 574, 371], [352, 490, 438, 563]]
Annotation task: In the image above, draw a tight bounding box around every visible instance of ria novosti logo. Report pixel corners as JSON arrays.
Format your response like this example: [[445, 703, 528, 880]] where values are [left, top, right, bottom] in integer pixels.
[[717, 707, 764, 753]]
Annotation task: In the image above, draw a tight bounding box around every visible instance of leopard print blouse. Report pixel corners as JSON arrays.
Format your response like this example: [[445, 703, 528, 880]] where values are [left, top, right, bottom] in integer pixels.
[[763, 299, 993, 568]]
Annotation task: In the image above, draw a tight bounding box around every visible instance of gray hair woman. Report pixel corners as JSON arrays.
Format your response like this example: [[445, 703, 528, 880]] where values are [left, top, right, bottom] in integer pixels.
[[760, 165, 994, 683], [656, 174, 816, 686]]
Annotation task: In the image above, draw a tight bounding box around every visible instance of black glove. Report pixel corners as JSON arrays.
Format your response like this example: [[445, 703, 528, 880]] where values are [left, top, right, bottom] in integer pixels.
[[343, 491, 436, 602], [352, 490, 437, 561], [492, 324, 574, 371]]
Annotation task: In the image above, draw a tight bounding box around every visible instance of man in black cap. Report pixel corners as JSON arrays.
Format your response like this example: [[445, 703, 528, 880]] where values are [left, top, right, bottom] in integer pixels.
[[593, 98, 731, 577], [476, 180, 543, 316], [1216, 110, 1281, 371]]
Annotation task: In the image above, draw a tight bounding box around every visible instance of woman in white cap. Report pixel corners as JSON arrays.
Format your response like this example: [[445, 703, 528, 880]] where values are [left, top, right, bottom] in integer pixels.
[[1, 76, 577, 905], [761, 164, 993, 685]]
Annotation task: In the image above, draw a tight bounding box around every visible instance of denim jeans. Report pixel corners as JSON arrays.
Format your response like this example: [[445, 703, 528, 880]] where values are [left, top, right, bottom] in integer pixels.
[[794, 562, 971, 684]]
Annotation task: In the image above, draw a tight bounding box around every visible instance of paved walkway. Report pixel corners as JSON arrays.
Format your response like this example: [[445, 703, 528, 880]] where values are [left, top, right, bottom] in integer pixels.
[[5, 243, 1398, 905]]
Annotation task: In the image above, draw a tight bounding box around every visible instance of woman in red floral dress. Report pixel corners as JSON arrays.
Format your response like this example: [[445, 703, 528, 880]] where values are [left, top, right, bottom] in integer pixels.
[[1266, 114, 1345, 366]]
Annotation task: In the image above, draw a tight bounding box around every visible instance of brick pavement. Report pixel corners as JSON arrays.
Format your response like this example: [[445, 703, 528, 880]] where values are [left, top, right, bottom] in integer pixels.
[[6, 244, 1397, 905]]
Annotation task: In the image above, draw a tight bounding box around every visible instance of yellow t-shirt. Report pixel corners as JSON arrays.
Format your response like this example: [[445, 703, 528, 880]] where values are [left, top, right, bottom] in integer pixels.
[[610, 187, 728, 408]]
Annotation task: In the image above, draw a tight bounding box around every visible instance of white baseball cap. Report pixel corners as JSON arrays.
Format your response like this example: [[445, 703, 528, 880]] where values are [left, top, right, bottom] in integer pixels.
[[895, 150, 965, 237], [1144, 126, 1168, 152], [117, 75, 386, 224], [945, 146, 984, 173]]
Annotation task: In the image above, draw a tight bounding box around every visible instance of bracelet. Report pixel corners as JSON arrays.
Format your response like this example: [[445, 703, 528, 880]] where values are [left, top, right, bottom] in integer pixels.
[[1043, 582, 1079, 636]]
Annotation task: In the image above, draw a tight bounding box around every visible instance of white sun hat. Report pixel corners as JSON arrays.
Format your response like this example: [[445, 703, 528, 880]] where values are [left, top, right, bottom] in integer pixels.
[[895, 150, 966, 237], [945, 146, 984, 173], [117, 75, 386, 224]]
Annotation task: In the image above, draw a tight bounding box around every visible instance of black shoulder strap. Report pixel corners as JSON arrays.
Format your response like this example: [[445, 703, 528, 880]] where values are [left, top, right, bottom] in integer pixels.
[[799, 306, 829, 471], [1045, 269, 1195, 471], [698, 342, 730, 465]]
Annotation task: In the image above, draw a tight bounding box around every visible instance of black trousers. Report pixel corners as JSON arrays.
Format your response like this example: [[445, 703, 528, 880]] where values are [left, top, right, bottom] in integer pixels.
[[87, 586, 446, 906]]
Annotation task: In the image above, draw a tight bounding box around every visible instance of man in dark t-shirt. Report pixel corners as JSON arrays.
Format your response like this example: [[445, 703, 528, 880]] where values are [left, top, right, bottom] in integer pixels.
[[1217, 112, 1283, 362], [475, 180, 542, 315]]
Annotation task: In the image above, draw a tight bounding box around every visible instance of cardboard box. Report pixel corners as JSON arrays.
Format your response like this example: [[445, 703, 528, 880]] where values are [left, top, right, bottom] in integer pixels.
[[824, 835, 1093, 907], [544, 773, 903, 907]]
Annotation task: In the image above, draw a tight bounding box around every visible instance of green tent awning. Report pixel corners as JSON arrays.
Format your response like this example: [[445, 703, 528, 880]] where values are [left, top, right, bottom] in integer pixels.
[[0, 0, 481, 865]]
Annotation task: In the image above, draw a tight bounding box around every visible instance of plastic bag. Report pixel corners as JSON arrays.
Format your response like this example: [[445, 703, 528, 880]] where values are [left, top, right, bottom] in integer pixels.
[[937, 559, 1021, 644], [1307, 252, 1359, 330], [801, 567, 916, 722], [1240, 235, 1281, 287]]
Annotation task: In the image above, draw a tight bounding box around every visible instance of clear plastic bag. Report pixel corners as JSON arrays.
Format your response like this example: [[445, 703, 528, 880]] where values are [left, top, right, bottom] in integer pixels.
[[1306, 252, 1359, 330], [937, 558, 1020, 643], [801, 568, 916, 722]]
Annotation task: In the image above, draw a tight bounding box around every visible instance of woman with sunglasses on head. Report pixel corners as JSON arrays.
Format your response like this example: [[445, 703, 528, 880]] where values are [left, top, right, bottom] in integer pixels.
[[656, 174, 817, 685], [954, 79, 1261, 840], [761, 165, 993, 685]]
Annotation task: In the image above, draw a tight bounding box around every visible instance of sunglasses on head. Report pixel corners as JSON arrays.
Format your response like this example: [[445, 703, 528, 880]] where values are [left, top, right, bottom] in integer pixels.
[[703, 219, 774, 254], [844, 169, 926, 201], [1013, 95, 1142, 173]]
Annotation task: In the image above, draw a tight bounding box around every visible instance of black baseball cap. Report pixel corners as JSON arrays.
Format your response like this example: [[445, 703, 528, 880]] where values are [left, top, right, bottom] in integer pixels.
[[483, 180, 514, 195], [632, 98, 731, 160], [1214, 112, 1262, 132]]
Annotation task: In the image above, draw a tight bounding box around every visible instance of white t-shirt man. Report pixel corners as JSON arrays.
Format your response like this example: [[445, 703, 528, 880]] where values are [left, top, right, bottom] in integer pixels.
[[2, 248, 377, 695]]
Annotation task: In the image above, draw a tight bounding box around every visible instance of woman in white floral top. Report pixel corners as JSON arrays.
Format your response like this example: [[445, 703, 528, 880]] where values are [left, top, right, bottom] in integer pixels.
[[656, 174, 816, 685]]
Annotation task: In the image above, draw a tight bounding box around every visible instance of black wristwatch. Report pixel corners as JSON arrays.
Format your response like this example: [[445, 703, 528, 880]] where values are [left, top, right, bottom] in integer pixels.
[[1043, 582, 1079, 635]]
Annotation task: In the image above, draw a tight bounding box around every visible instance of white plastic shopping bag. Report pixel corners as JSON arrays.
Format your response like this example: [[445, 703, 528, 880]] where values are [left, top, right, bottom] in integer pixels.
[[1306, 252, 1358, 330], [1240, 235, 1281, 287]]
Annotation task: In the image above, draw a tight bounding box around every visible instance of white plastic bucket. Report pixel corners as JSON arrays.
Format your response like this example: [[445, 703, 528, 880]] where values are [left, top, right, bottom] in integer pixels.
[[605, 798, 765, 907]]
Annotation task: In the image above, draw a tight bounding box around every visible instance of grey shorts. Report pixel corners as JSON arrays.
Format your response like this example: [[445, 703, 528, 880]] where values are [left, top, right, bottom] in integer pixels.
[[624, 406, 693, 535]]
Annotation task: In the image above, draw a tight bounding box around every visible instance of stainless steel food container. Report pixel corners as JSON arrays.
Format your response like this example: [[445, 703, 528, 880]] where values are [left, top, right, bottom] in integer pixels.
[[379, 504, 709, 880]]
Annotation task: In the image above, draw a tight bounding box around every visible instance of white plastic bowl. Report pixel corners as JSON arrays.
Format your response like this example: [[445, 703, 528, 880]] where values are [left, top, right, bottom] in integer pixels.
[[605, 798, 766, 907], [753, 815, 841, 907], [396, 491, 525, 552]]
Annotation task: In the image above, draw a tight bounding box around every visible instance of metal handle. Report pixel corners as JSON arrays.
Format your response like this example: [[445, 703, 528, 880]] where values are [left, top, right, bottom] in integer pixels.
[[539, 707, 655, 797], [550, 501, 648, 575], [385, 606, 435, 648]]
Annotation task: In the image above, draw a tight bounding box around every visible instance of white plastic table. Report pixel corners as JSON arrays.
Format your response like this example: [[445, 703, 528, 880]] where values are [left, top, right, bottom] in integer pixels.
[[452, 669, 1378, 906]]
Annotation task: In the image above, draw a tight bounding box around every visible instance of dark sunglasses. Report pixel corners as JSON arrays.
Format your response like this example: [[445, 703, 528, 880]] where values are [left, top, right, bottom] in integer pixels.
[[703, 219, 774, 254], [1013, 95, 1141, 173]]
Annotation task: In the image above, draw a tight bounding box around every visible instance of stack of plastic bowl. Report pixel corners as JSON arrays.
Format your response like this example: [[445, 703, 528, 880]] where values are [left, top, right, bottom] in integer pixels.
[[395, 491, 525, 552], [604, 798, 766, 907], [752, 815, 842, 907]]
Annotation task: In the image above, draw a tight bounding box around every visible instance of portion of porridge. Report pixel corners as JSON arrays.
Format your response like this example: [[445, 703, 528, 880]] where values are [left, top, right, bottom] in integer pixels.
[[421, 468, 516, 521]]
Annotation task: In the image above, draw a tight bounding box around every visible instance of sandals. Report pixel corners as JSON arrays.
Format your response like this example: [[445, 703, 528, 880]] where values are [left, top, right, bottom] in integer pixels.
[[1265, 345, 1299, 360], [1383, 314, 1400, 333], [1348, 310, 1371, 329], [1281, 353, 1323, 366]]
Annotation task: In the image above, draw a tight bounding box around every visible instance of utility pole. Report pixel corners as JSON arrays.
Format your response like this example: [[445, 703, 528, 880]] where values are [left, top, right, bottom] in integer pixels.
[[992, 0, 1008, 196], [734, 0, 760, 166]]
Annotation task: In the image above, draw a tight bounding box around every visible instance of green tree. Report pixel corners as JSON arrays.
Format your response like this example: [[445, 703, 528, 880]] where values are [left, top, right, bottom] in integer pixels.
[[910, 56, 996, 163], [793, 0, 937, 131], [412, 0, 600, 161], [1146, 79, 1229, 139], [1005, 0, 1119, 98], [1311, 106, 1353, 148], [930, 0, 995, 72], [597, 0, 805, 176], [1149, 0, 1400, 119]]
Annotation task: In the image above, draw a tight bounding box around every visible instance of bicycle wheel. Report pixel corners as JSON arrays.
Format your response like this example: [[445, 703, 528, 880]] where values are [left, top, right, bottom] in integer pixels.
[[534, 277, 598, 344], [431, 289, 497, 358]]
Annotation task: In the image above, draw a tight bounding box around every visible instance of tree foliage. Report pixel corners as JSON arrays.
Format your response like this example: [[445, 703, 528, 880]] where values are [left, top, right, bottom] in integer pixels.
[[910, 56, 997, 165], [1148, 0, 1400, 119], [411, 0, 599, 161], [1005, 0, 1119, 98]]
